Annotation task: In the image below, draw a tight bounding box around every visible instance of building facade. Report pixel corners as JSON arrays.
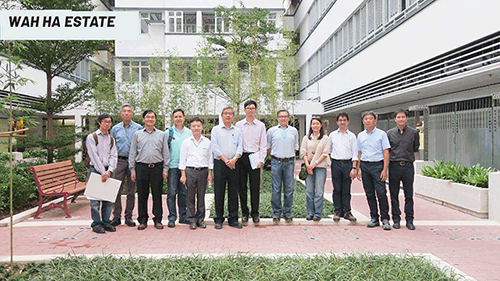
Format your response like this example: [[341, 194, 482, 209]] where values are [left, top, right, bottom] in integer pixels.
[[289, 0, 500, 168]]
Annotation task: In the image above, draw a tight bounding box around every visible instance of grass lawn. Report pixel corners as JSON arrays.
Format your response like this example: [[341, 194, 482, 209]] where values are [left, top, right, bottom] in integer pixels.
[[2, 254, 456, 280], [207, 170, 335, 219]]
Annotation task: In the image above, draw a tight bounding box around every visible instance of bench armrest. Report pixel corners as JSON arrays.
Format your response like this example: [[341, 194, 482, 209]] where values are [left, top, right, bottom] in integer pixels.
[[75, 171, 87, 182]]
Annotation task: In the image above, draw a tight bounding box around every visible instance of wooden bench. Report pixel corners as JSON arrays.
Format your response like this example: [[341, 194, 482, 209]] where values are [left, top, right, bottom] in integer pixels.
[[29, 160, 87, 219]]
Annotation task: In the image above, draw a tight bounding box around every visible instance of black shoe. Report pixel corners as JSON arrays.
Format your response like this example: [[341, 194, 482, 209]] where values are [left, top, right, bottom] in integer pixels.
[[393, 221, 401, 229], [313, 216, 321, 221], [110, 218, 121, 226], [103, 224, 116, 232], [242, 216, 249, 223], [306, 215, 313, 221], [382, 219, 391, 231], [178, 219, 190, 225], [252, 216, 260, 223], [229, 222, 243, 228], [189, 223, 197, 230], [168, 221, 175, 228], [92, 225, 106, 234], [367, 219, 380, 228], [197, 222, 206, 228], [406, 221, 416, 230], [215, 223, 223, 230], [284, 216, 293, 223], [154, 222, 164, 230], [137, 223, 147, 230], [344, 212, 357, 222], [273, 215, 280, 222], [125, 218, 136, 227]]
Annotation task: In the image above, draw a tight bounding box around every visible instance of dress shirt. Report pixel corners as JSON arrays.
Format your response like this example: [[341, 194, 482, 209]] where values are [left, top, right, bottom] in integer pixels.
[[235, 118, 267, 163], [387, 126, 420, 162], [329, 129, 358, 161], [357, 127, 391, 162], [211, 124, 243, 160], [110, 121, 143, 157], [86, 129, 118, 175], [267, 125, 299, 158], [129, 127, 170, 174], [178, 135, 214, 170], [167, 126, 192, 168]]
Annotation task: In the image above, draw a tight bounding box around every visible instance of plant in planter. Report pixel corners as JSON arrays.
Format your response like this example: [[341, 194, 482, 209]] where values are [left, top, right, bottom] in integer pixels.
[[422, 160, 495, 188]]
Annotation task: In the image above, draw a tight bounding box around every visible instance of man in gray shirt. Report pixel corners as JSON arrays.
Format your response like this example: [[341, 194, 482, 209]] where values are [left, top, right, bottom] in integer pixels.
[[129, 109, 170, 231]]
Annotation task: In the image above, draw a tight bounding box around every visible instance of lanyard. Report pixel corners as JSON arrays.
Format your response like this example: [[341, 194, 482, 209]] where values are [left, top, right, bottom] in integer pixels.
[[191, 138, 201, 148], [280, 127, 287, 140], [122, 123, 131, 140]]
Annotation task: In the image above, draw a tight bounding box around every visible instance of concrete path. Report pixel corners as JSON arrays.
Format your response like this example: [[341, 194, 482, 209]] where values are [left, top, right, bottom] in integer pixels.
[[1, 164, 499, 280]]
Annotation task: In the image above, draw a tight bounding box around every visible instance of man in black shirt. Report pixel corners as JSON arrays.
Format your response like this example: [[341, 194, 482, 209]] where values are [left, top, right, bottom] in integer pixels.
[[387, 109, 420, 230]]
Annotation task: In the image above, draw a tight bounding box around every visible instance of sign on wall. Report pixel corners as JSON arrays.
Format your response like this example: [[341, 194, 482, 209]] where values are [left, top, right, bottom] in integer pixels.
[[0, 10, 139, 40]]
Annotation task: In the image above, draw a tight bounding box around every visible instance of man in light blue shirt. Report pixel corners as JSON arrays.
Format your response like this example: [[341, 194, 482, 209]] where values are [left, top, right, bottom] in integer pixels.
[[211, 106, 243, 229], [267, 109, 299, 223], [110, 104, 143, 227], [166, 108, 192, 228], [356, 111, 392, 230]]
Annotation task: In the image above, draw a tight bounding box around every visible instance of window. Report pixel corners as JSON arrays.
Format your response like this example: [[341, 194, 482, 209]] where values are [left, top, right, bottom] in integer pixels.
[[367, 0, 375, 34], [308, 1, 318, 31], [375, 0, 383, 28], [183, 12, 197, 33], [122, 60, 157, 83], [140, 13, 163, 34], [202, 12, 215, 33], [169, 59, 196, 82], [267, 13, 276, 33], [355, 11, 361, 44], [168, 11, 183, 33], [387, 0, 400, 21], [216, 17, 229, 33], [140, 13, 148, 34], [360, 5, 367, 40]]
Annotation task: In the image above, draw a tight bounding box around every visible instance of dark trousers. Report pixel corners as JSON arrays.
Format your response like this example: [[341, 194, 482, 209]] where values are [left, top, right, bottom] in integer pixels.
[[239, 152, 261, 218], [213, 159, 239, 224], [389, 162, 415, 223], [112, 158, 136, 220], [331, 159, 352, 214], [360, 161, 390, 221], [186, 168, 208, 224], [135, 162, 163, 224]]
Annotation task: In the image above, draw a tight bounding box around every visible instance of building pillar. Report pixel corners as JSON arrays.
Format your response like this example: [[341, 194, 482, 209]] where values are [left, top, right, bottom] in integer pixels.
[[305, 113, 312, 135], [75, 114, 83, 162]]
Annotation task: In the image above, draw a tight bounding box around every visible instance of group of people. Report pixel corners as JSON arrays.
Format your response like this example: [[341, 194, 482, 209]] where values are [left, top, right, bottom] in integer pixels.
[[85, 101, 419, 234]]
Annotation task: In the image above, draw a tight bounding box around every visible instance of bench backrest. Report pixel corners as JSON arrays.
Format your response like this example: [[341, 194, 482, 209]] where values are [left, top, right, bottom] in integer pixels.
[[29, 160, 77, 193]]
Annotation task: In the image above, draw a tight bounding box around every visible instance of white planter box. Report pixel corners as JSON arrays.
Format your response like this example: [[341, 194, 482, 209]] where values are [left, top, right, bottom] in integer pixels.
[[414, 175, 488, 218]]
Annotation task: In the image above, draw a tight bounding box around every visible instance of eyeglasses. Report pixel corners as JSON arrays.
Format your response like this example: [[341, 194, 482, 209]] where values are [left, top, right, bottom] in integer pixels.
[[102, 120, 112, 124], [277, 115, 289, 119], [245, 107, 256, 110], [222, 112, 234, 116]]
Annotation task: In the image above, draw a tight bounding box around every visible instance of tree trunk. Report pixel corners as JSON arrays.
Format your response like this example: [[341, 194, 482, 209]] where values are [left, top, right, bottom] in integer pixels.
[[46, 72, 54, 163]]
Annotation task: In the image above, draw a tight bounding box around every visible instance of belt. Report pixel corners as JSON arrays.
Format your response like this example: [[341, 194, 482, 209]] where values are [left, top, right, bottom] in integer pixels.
[[118, 156, 128, 160], [243, 152, 257, 154], [391, 161, 411, 166], [332, 158, 352, 164], [361, 160, 384, 164], [186, 166, 208, 171], [138, 162, 163, 168], [271, 155, 294, 162], [91, 166, 109, 172]]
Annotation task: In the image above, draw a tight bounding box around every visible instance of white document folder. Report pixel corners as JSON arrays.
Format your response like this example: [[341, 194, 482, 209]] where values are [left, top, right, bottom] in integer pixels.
[[249, 152, 260, 170], [84, 172, 121, 203]]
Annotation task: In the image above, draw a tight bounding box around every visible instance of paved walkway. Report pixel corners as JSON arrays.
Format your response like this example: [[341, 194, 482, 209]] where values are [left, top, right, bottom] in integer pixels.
[[1, 164, 499, 280]]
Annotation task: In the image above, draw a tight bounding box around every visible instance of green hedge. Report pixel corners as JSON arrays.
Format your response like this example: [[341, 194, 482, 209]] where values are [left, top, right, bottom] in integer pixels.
[[421, 160, 495, 188]]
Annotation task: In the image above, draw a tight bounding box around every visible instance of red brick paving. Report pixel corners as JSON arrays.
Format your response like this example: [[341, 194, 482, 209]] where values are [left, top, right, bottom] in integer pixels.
[[0, 163, 498, 280]]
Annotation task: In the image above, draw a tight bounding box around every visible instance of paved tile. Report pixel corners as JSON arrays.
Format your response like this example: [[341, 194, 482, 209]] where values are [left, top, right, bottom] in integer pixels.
[[1, 164, 498, 281]]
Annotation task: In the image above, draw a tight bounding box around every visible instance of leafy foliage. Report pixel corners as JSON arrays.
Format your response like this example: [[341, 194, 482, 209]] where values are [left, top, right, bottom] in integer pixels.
[[421, 160, 495, 188], [4, 254, 455, 280]]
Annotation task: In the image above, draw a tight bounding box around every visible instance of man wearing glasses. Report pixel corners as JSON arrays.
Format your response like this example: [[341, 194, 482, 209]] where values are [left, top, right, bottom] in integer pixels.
[[236, 100, 267, 224], [267, 109, 299, 223], [211, 107, 243, 229]]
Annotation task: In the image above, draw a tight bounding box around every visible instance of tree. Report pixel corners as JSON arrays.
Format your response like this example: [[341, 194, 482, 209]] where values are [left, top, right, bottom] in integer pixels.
[[3, 0, 103, 163], [196, 4, 298, 117]]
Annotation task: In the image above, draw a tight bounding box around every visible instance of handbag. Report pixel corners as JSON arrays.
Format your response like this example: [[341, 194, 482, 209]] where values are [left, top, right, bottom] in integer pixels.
[[299, 163, 308, 180]]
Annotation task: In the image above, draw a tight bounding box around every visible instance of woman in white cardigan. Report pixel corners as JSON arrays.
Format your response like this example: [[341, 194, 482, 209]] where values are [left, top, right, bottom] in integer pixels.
[[299, 117, 331, 221]]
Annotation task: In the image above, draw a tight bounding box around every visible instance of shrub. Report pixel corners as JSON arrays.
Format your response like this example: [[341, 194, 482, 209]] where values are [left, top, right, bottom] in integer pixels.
[[421, 160, 495, 188]]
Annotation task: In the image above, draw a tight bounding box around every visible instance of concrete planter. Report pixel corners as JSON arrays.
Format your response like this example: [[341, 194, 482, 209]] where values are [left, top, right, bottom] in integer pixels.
[[414, 174, 488, 218]]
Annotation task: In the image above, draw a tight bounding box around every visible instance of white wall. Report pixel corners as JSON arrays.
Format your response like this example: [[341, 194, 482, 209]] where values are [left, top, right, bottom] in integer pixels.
[[115, 0, 282, 9], [304, 0, 500, 103]]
